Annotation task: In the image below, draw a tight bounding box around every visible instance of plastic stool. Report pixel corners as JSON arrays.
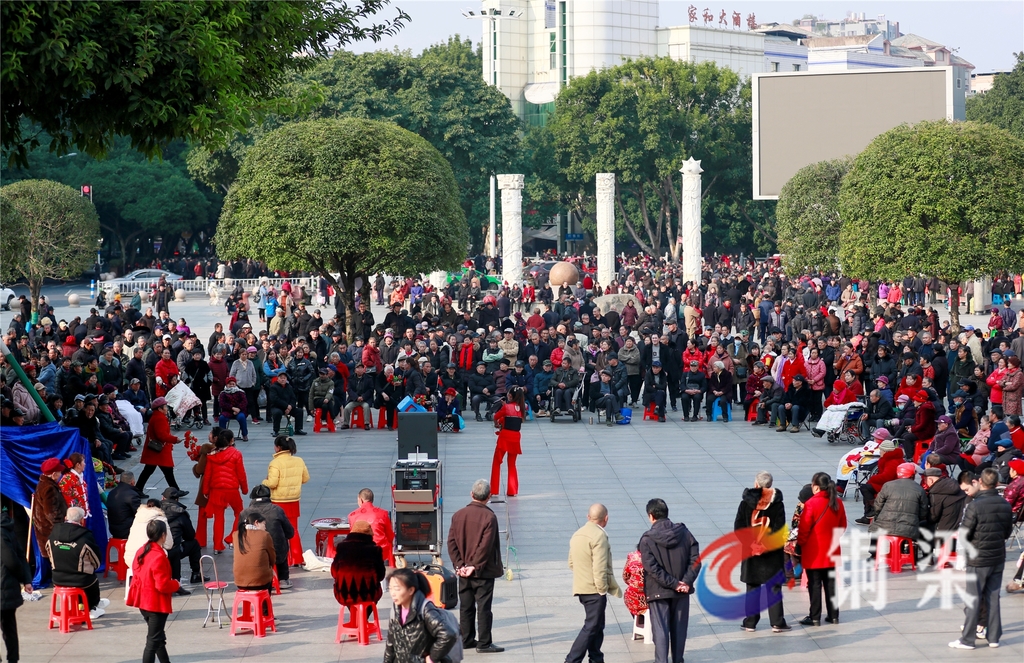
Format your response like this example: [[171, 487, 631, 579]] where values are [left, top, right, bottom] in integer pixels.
[[377, 407, 389, 429], [104, 538, 128, 581], [913, 439, 932, 465], [49, 586, 93, 633], [336, 602, 382, 645], [272, 567, 281, 595], [642, 403, 657, 421], [231, 589, 276, 637], [875, 535, 917, 573], [350, 406, 370, 429], [632, 610, 653, 644], [313, 408, 336, 433]]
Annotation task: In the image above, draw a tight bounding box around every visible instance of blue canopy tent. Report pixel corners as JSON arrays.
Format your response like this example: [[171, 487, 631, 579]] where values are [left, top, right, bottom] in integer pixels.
[[0, 422, 108, 586]]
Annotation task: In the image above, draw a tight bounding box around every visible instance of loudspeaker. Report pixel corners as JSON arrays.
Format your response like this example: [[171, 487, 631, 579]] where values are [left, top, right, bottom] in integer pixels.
[[398, 411, 438, 459]]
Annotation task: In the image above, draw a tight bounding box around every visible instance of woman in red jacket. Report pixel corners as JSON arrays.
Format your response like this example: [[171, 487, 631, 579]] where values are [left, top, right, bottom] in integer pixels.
[[127, 519, 179, 663], [203, 430, 248, 553], [153, 348, 179, 398], [796, 471, 847, 627], [136, 398, 183, 494], [491, 386, 525, 497]]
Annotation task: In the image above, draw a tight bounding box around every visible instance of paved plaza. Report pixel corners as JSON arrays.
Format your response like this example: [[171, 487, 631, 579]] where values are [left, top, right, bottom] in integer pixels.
[[2, 288, 1022, 662]]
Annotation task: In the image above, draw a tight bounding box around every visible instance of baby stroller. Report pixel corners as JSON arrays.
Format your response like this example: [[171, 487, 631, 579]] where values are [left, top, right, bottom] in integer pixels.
[[834, 438, 882, 499], [550, 373, 585, 423], [163, 378, 204, 431], [814, 401, 865, 445]]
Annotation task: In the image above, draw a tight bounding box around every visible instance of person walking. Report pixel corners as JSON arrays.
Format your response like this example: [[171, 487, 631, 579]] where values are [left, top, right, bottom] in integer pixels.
[[797, 472, 847, 627], [262, 436, 309, 566], [638, 498, 701, 663], [127, 520, 179, 663], [491, 387, 524, 497], [1, 508, 33, 663], [447, 480, 504, 654], [949, 467, 1014, 650], [566, 503, 622, 663], [203, 430, 248, 554], [735, 471, 790, 633], [382, 568, 459, 663], [136, 398, 185, 494]]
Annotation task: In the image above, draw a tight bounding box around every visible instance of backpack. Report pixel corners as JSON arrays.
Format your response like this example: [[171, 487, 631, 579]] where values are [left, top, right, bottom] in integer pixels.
[[421, 600, 463, 662]]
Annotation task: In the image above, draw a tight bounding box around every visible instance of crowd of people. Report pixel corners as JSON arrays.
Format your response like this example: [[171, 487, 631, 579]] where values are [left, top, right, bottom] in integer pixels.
[[2, 254, 1024, 662]]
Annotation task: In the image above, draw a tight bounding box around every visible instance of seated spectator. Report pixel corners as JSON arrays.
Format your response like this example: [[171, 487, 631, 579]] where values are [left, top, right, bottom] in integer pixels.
[[951, 390, 978, 438], [342, 363, 374, 430], [867, 462, 929, 558], [107, 470, 143, 540], [245, 486, 295, 589], [160, 487, 202, 593], [46, 507, 108, 619], [643, 361, 669, 422], [679, 360, 706, 422], [923, 466, 967, 551], [861, 389, 895, 438], [1004, 459, 1024, 517], [217, 377, 249, 441], [331, 520, 386, 606], [706, 360, 733, 422], [777, 375, 811, 433], [754, 375, 783, 426], [233, 511, 276, 592], [348, 489, 395, 567], [925, 415, 963, 469], [856, 432, 905, 524], [437, 388, 462, 432]]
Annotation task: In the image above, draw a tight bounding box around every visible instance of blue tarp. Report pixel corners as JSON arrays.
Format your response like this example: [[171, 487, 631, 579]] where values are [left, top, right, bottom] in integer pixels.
[[0, 422, 108, 586]]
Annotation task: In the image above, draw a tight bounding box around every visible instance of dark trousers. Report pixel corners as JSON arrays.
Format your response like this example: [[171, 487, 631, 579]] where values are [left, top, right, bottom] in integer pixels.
[[136, 465, 178, 492], [644, 390, 666, 416], [806, 568, 837, 622], [961, 564, 1003, 646], [140, 609, 170, 663], [595, 393, 619, 421], [667, 377, 681, 407], [648, 595, 690, 663], [680, 392, 701, 418], [270, 406, 304, 433], [628, 374, 643, 404], [741, 581, 785, 629], [244, 386, 261, 421], [168, 539, 202, 580], [566, 593, 606, 663], [705, 394, 731, 421], [458, 576, 495, 648], [859, 485, 877, 517], [1, 608, 19, 663], [553, 388, 573, 411]]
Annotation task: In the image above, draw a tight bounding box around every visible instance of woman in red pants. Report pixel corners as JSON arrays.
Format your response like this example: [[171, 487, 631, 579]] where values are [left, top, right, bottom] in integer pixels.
[[491, 386, 525, 497], [203, 429, 248, 554]]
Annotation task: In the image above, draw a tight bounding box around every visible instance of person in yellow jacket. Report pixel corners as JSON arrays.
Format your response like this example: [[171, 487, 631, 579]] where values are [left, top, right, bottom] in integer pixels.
[[566, 503, 622, 663], [262, 436, 309, 565]]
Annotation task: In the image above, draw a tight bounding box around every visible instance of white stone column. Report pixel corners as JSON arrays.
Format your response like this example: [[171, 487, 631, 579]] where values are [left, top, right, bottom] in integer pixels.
[[498, 174, 524, 286], [595, 173, 616, 288], [680, 157, 703, 286]]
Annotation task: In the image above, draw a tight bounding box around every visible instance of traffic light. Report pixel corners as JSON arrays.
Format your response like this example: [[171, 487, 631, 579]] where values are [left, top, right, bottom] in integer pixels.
[[80, 185, 92, 201]]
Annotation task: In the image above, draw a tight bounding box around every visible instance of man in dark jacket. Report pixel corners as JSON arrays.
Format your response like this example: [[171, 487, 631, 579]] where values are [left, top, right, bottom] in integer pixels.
[[246, 485, 295, 587], [447, 479, 504, 654], [778, 374, 812, 433], [923, 468, 966, 539], [342, 363, 375, 430], [1, 509, 33, 663], [46, 508, 105, 615], [106, 471, 144, 539], [706, 360, 734, 422], [161, 487, 203, 591], [639, 498, 701, 663], [734, 473, 789, 633], [868, 462, 929, 551], [644, 362, 669, 422], [680, 360, 706, 422], [950, 468, 1014, 650], [268, 372, 304, 436]]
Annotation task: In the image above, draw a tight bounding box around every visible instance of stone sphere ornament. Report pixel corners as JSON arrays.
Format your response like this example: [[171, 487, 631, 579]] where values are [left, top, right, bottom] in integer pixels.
[[548, 261, 579, 286]]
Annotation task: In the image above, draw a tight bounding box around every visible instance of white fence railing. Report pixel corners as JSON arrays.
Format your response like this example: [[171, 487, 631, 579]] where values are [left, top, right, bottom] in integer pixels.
[[102, 276, 318, 296]]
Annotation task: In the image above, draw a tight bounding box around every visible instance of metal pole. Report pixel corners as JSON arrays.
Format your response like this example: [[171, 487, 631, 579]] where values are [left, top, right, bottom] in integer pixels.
[[0, 338, 55, 422], [489, 174, 497, 258]]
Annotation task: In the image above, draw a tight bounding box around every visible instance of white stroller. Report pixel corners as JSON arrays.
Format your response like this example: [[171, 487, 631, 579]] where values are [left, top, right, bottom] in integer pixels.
[[163, 379, 204, 431]]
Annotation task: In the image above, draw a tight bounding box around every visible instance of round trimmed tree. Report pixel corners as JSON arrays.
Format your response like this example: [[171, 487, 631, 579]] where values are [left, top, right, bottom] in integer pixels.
[[215, 118, 468, 339], [775, 156, 853, 273]]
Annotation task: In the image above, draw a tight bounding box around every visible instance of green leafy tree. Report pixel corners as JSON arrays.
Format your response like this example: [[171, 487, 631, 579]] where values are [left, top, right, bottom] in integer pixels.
[[838, 120, 1024, 330], [966, 52, 1024, 140], [215, 118, 467, 340], [775, 157, 853, 272], [547, 57, 767, 258], [0, 179, 101, 313], [2, 0, 407, 166]]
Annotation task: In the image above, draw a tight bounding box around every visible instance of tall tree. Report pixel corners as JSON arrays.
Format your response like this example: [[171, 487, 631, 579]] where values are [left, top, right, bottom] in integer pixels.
[[775, 157, 853, 272], [0, 179, 101, 314], [966, 52, 1024, 141], [215, 118, 467, 340], [2, 0, 407, 166], [838, 120, 1024, 330]]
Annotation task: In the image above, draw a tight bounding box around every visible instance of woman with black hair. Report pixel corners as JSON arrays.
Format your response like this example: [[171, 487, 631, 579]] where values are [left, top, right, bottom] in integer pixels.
[[491, 386, 525, 497], [127, 519, 180, 663], [232, 511, 275, 592], [383, 567, 458, 663], [796, 472, 847, 627]]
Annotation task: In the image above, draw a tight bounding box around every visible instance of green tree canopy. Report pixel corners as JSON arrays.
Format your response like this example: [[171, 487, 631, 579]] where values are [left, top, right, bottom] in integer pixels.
[[966, 52, 1024, 140], [0, 179, 101, 313], [215, 118, 467, 339], [2, 0, 407, 166], [775, 157, 853, 273], [547, 57, 772, 258], [190, 38, 521, 250], [838, 120, 1024, 329]]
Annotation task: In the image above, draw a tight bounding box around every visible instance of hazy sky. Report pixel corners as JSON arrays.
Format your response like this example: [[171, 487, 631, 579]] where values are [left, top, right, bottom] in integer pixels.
[[350, 1, 1023, 72]]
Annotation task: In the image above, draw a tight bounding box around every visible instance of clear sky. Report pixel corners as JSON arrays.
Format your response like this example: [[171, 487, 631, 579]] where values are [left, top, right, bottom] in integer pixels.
[[350, 1, 1023, 72]]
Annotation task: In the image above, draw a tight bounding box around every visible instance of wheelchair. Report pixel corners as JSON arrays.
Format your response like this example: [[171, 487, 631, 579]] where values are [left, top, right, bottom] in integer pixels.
[[550, 379, 584, 423]]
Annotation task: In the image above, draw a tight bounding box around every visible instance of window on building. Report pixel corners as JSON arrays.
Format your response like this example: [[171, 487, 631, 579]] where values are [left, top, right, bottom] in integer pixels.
[[549, 32, 556, 70], [492, 27, 498, 85], [559, 1, 567, 86], [771, 62, 779, 72], [936, 51, 945, 61], [956, 78, 961, 89], [793, 64, 801, 71]]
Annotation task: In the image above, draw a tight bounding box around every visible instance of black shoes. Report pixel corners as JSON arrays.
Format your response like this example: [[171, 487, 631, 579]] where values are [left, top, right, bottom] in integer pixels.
[[799, 616, 820, 627], [476, 645, 504, 653], [854, 516, 872, 525], [772, 623, 792, 632], [824, 616, 839, 624], [294, 430, 307, 435], [174, 587, 191, 596]]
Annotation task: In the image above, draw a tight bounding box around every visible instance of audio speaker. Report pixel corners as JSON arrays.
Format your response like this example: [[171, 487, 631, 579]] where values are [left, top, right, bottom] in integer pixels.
[[398, 411, 438, 459]]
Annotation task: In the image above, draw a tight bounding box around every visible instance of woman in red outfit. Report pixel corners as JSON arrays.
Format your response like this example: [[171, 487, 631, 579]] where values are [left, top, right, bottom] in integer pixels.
[[491, 386, 525, 497], [796, 472, 847, 627], [136, 398, 182, 494], [127, 519, 180, 663], [153, 348, 179, 398], [823, 379, 856, 408], [203, 429, 248, 553]]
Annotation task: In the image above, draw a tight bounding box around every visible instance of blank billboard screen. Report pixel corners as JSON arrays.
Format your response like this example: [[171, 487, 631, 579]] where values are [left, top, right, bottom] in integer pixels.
[[752, 68, 954, 199]]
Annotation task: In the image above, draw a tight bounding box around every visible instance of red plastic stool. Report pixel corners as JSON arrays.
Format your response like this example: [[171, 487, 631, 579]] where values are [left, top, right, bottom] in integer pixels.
[[336, 602, 382, 645], [377, 407, 389, 429], [913, 439, 932, 465], [350, 406, 370, 429], [49, 586, 93, 633], [231, 589, 276, 637], [875, 535, 917, 573], [313, 409, 337, 433], [272, 568, 281, 595], [104, 538, 128, 581], [642, 403, 657, 421]]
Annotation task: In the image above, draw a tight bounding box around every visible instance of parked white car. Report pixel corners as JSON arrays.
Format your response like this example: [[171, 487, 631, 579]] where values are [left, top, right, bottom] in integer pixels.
[[102, 269, 183, 294], [0, 284, 16, 310]]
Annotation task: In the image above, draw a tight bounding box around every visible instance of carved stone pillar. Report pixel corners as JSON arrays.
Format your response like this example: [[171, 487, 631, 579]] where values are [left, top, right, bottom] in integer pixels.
[[680, 157, 703, 286], [595, 173, 616, 288], [497, 174, 524, 287]]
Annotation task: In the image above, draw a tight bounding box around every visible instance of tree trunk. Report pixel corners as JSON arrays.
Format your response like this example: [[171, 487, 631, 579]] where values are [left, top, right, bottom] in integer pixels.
[[948, 288, 961, 333], [29, 278, 42, 319]]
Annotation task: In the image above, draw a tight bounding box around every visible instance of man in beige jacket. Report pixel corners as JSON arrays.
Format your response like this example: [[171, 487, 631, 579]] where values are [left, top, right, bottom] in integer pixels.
[[567, 503, 622, 663]]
